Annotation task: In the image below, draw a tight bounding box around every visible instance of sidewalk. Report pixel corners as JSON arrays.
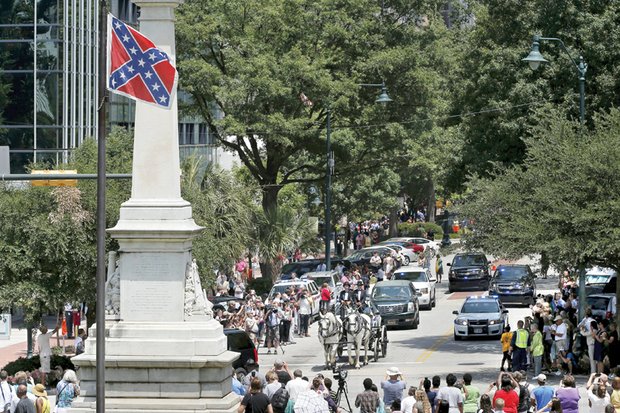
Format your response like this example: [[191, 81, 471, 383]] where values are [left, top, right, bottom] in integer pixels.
[[0, 315, 78, 369]]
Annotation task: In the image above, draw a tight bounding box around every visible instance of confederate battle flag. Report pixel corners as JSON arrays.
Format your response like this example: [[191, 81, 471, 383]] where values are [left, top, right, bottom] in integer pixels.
[[107, 14, 177, 109]]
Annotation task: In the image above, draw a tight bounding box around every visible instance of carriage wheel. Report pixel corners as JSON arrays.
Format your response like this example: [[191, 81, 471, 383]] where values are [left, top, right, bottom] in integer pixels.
[[381, 327, 388, 357], [374, 336, 380, 362]]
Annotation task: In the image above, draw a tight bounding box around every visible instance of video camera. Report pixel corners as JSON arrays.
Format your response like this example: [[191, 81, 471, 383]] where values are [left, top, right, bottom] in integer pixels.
[[332, 366, 348, 383]]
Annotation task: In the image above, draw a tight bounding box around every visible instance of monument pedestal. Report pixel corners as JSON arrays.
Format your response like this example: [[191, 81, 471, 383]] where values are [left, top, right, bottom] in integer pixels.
[[70, 321, 239, 413], [69, 0, 239, 410]]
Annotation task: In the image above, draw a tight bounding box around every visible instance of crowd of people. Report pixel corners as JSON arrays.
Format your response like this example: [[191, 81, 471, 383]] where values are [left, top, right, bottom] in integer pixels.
[[0, 369, 80, 413], [499, 290, 619, 378], [227, 356, 620, 413]]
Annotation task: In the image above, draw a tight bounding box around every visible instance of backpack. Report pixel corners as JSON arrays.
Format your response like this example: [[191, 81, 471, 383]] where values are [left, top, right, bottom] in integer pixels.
[[518, 383, 530, 412], [271, 384, 290, 412]]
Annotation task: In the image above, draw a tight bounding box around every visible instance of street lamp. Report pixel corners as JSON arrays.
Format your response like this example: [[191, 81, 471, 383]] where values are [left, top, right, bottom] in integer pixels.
[[324, 82, 393, 270], [522, 35, 587, 126], [522, 34, 588, 319]]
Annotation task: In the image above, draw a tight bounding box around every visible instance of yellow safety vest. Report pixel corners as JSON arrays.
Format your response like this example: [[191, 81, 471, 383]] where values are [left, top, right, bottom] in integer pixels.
[[515, 329, 528, 348]]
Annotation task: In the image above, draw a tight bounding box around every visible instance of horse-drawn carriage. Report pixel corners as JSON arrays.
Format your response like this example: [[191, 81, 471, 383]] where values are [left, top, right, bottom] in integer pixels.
[[318, 304, 388, 369]]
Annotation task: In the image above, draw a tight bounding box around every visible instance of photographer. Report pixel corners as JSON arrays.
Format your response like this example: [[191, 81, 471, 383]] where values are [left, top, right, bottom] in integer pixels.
[[264, 305, 282, 355], [298, 289, 313, 338], [382, 368, 407, 410]]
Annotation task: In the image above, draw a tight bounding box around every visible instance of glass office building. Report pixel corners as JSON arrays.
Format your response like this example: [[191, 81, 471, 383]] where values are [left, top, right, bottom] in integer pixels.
[[1, 0, 224, 173], [0, 0, 99, 172]]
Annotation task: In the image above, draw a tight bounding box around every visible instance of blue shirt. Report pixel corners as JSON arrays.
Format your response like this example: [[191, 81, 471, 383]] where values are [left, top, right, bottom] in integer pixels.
[[232, 377, 246, 396], [381, 380, 406, 405], [532, 386, 554, 412]]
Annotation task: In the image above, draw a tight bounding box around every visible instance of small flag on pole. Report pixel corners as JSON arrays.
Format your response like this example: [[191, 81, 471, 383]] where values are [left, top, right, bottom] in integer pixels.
[[107, 14, 177, 109]]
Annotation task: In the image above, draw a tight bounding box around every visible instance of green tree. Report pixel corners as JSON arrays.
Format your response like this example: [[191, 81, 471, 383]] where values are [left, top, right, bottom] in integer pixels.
[[460, 108, 620, 323], [0, 185, 96, 325], [447, 0, 620, 191]]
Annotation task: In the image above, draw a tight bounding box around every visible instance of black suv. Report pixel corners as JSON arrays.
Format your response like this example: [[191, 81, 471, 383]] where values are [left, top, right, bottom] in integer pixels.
[[447, 253, 490, 292], [224, 329, 258, 369], [370, 280, 420, 329], [489, 264, 536, 306]]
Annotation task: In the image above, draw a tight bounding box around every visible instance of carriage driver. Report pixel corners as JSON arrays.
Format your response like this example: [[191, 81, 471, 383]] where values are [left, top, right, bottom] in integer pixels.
[[338, 281, 354, 318], [353, 280, 369, 313]]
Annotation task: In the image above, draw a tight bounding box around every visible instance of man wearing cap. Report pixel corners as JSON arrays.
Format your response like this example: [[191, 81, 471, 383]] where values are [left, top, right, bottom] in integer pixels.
[[530, 374, 554, 413], [381, 367, 407, 408], [550, 315, 567, 369], [339, 282, 354, 317], [509, 321, 531, 372], [353, 281, 367, 312]]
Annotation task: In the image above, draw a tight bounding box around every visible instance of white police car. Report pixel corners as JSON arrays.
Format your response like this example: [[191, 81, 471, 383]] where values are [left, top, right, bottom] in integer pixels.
[[452, 295, 509, 340]]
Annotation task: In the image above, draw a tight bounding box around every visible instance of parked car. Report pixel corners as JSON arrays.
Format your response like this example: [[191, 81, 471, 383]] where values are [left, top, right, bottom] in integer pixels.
[[224, 329, 258, 369], [266, 279, 321, 317], [392, 266, 437, 310], [453, 296, 509, 340], [585, 267, 617, 295], [388, 237, 439, 253], [586, 293, 617, 320], [375, 244, 416, 266], [279, 259, 345, 279], [488, 264, 536, 306], [447, 253, 491, 292], [369, 280, 420, 329], [302, 270, 343, 308], [344, 246, 407, 267], [378, 240, 424, 253]]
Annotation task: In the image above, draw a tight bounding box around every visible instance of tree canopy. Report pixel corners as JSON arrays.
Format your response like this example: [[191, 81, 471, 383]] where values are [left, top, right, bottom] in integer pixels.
[[460, 108, 620, 322]]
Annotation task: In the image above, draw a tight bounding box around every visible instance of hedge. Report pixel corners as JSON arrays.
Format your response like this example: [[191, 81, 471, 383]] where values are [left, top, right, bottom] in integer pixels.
[[397, 222, 443, 239], [2, 354, 75, 380]]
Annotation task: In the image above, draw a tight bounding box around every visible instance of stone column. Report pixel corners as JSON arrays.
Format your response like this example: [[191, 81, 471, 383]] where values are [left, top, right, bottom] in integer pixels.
[[69, 2, 239, 412]]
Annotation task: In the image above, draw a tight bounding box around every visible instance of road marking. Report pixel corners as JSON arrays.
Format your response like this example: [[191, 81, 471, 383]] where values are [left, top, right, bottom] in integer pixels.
[[415, 327, 453, 363]]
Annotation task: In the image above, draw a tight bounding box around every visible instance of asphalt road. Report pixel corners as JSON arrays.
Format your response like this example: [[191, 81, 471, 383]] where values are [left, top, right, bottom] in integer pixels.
[[257, 250, 568, 408]]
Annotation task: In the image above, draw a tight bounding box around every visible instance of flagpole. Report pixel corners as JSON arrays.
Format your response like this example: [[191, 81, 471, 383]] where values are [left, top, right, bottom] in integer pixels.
[[96, 0, 107, 412]]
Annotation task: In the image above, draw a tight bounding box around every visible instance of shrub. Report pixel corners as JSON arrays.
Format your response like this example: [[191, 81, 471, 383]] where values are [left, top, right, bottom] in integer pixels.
[[2, 355, 75, 380], [397, 222, 443, 239]]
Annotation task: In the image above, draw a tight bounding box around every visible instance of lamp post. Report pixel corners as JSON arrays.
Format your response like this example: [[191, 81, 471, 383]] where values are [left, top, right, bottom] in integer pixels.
[[522, 35, 587, 126], [324, 82, 392, 270], [522, 35, 588, 319]]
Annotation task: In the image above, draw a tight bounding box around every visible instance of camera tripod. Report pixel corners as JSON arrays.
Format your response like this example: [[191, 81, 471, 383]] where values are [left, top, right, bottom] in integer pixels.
[[335, 377, 352, 413]]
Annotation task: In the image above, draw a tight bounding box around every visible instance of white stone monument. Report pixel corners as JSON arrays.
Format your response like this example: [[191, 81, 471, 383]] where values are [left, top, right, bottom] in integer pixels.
[[69, 1, 239, 412]]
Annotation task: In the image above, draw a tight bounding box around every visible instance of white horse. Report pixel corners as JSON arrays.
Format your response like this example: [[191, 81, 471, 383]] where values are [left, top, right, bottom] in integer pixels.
[[344, 309, 371, 368], [318, 311, 342, 369]]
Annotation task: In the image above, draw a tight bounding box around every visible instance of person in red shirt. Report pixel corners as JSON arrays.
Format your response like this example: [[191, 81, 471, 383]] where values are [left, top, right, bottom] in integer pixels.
[[320, 283, 331, 312], [492, 373, 519, 413]]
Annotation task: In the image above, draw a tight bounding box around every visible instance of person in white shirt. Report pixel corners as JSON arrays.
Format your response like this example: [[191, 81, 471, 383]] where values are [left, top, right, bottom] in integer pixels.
[[585, 373, 610, 413], [578, 308, 596, 374], [435, 374, 464, 413], [286, 369, 310, 402], [0, 370, 12, 413], [37, 323, 59, 387], [401, 386, 417, 413], [335, 263, 345, 275], [550, 315, 567, 369]]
